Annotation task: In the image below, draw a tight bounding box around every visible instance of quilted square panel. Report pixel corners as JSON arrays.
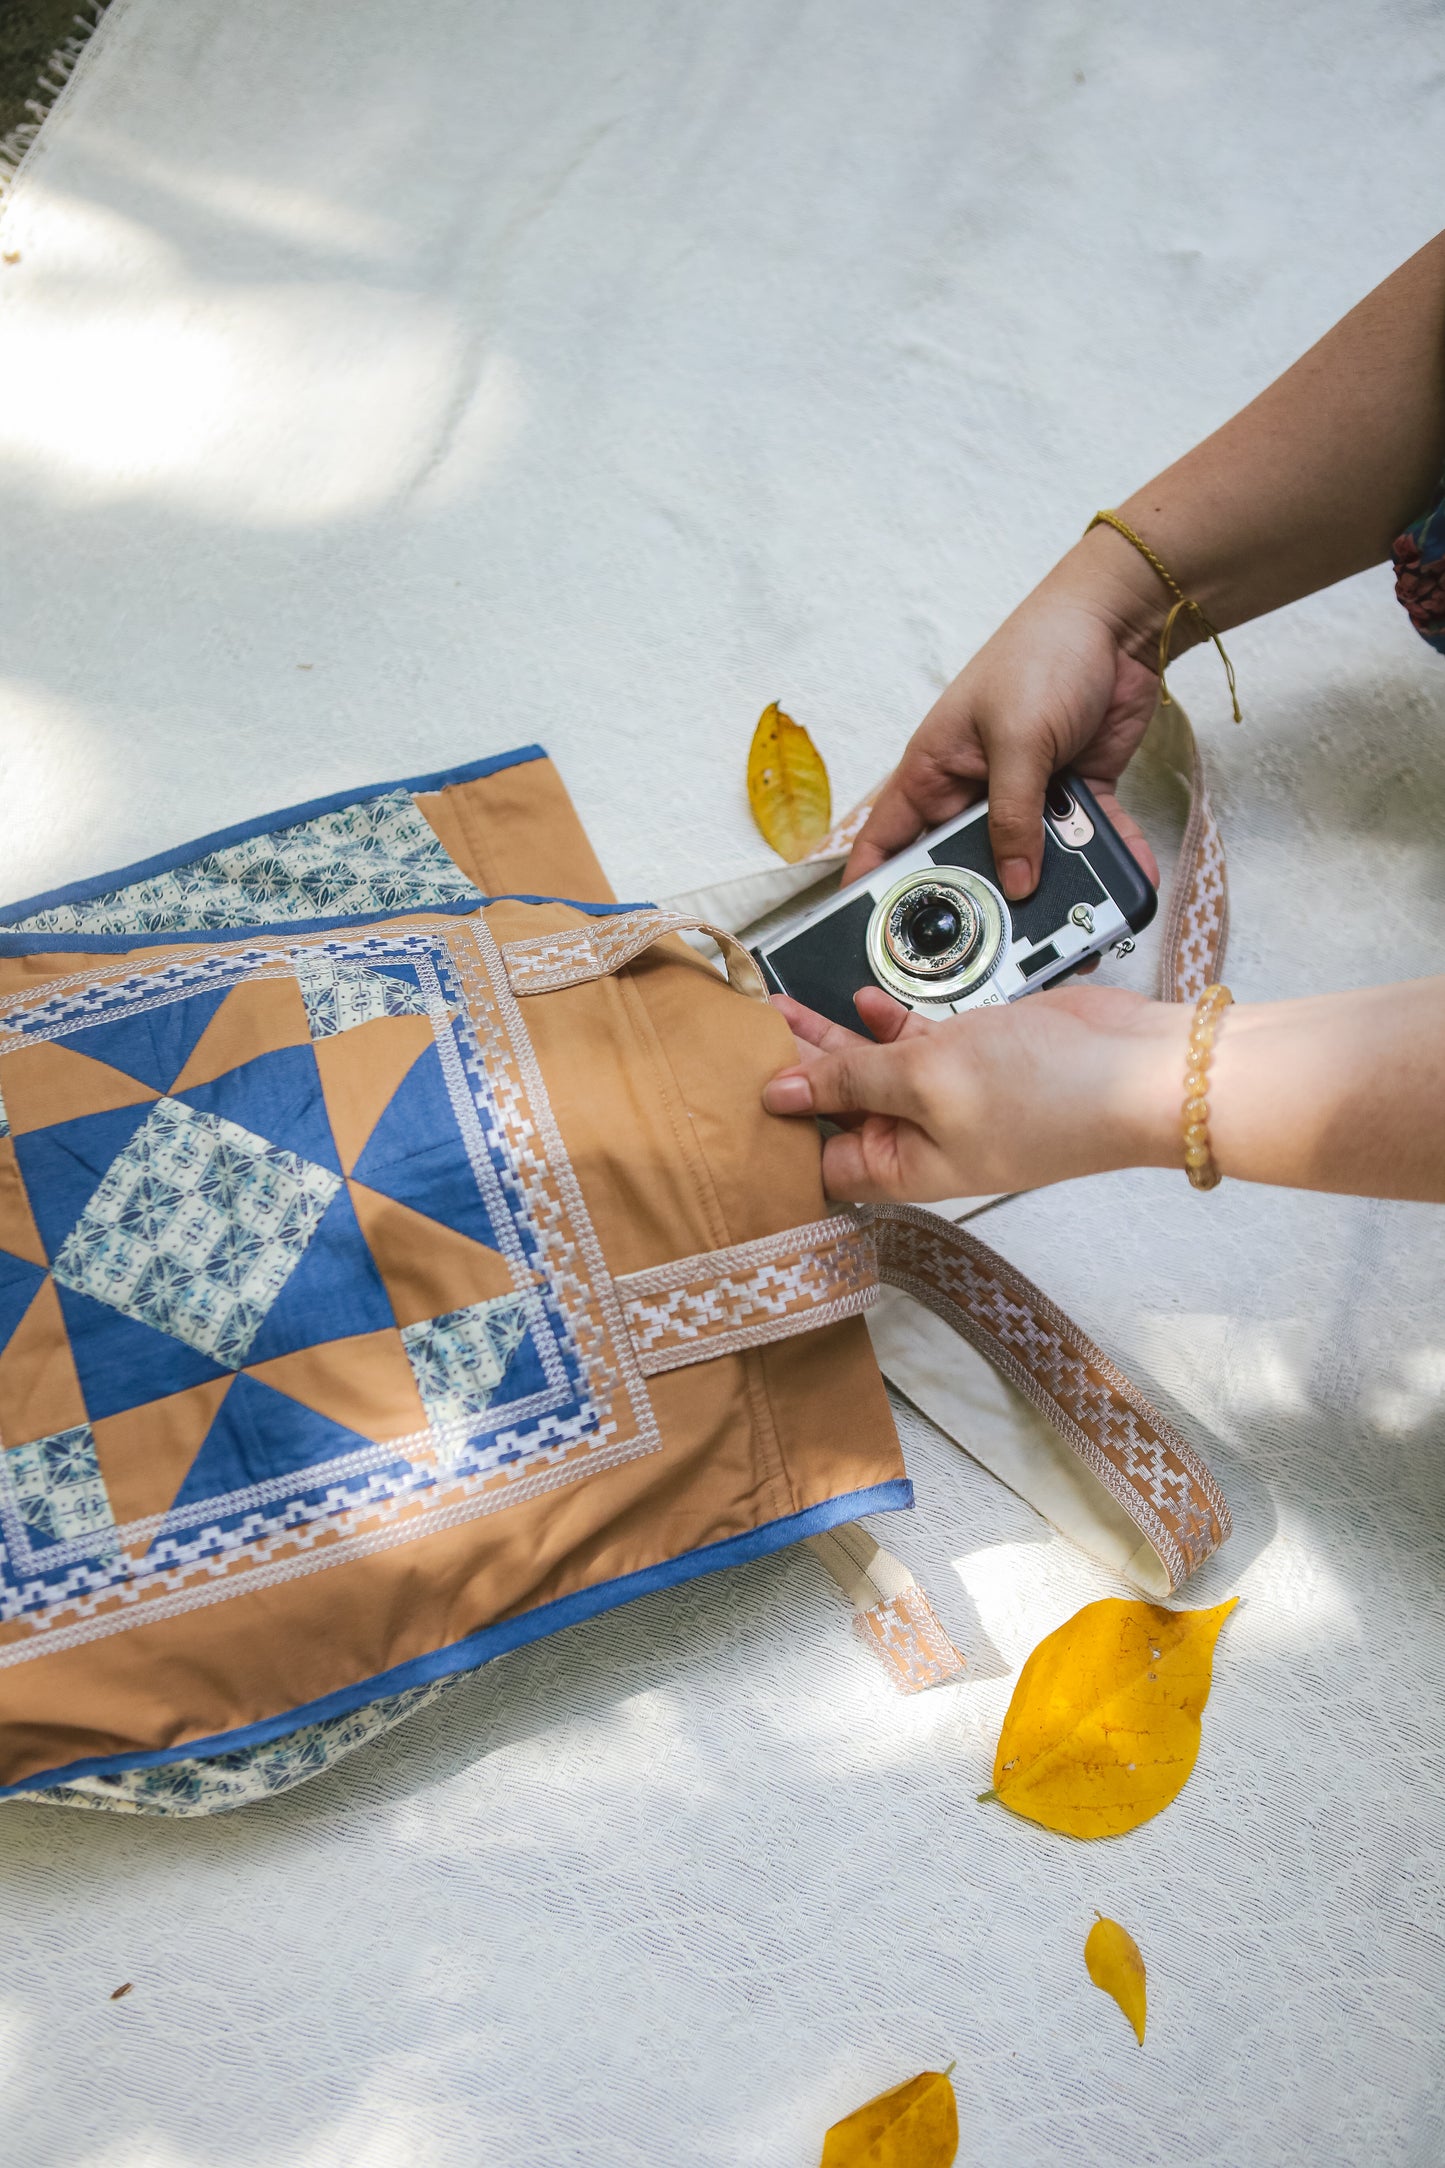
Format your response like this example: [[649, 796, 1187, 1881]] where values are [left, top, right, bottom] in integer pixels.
[[0, 916, 658, 1644]]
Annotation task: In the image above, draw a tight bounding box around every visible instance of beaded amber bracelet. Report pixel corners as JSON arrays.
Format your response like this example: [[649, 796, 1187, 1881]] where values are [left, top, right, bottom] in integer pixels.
[[1182, 983, 1233, 1190]]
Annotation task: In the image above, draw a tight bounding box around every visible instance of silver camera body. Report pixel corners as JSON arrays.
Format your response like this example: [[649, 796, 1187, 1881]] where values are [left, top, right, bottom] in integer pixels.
[[751, 772, 1156, 1032]]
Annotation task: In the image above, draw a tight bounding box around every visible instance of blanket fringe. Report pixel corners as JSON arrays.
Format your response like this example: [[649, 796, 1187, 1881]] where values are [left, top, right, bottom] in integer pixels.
[[0, 2, 112, 201]]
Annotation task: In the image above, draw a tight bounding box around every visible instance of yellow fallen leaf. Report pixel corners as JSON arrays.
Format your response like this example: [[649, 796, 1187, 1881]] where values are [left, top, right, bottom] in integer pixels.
[[1085, 1913, 1147, 2044], [747, 699, 831, 863], [820, 2065, 959, 2167], [982, 1595, 1238, 1837]]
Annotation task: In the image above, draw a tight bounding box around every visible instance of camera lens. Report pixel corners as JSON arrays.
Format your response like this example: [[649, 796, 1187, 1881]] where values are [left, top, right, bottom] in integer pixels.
[[902, 897, 963, 957], [882, 881, 981, 980], [868, 865, 1009, 1003]]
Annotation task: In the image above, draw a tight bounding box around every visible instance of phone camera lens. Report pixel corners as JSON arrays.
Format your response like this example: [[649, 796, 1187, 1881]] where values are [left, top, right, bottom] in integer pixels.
[[902, 898, 963, 957], [1045, 779, 1075, 820]]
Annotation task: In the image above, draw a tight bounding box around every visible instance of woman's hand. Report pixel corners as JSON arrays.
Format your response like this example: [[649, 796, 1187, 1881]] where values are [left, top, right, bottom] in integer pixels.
[[765, 974, 1445, 1207], [763, 984, 1184, 1203], [845, 543, 1166, 898]]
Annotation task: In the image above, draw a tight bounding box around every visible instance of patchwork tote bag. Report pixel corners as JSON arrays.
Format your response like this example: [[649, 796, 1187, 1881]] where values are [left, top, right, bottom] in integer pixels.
[[0, 735, 1229, 1815]]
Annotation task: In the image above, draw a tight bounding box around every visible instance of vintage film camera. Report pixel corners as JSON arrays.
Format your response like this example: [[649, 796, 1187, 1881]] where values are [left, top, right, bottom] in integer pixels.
[[752, 772, 1156, 1033]]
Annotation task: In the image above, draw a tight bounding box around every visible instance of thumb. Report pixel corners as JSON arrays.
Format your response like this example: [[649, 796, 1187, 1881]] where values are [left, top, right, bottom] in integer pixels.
[[762, 1037, 926, 1123], [984, 740, 1055, 901], [845, 765, 965, 885]]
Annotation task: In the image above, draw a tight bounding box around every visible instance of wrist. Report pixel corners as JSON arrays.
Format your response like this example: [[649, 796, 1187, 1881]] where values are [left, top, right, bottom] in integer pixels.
[[1116, 997, 1266, 1185], [1037, 527, 1177, 672], [1103, 1002, 1196, 1173]]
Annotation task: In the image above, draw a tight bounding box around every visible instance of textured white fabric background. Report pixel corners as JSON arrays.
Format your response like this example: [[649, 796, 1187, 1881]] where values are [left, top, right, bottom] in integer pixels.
[[2, 3, 1445, 2162]]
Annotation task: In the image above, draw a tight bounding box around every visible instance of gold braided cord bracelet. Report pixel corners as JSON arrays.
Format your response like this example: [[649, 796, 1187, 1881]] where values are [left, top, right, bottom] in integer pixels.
[[1085, 510, 1243, 724], [1182, 982, 1233, 1189]]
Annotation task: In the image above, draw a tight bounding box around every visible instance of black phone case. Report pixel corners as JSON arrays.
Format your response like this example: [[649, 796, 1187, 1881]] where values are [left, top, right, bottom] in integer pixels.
[[1065, 772, 1157, 937], [751, 770, 1155, 1034]]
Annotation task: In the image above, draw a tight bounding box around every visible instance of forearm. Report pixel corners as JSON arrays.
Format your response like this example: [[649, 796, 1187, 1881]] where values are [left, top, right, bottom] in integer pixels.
[[1131, 978, 1445, 1203], [1040, 230, 1445, 661]]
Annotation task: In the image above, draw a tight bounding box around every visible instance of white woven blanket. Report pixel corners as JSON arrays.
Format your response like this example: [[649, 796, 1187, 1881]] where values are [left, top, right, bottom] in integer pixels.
[[2, 3, 1444, 2162]]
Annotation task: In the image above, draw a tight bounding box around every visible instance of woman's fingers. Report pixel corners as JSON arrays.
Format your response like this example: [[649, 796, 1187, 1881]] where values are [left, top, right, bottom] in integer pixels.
[[843, 744, 981, 885], [772, 988, 930, 1056], [771, 993, 869, 1056], [816, 1121, 897, 1202], [762, 1035, 928, 1123], [851, 985, 927, 1043], [981, 736, 1058, 902], [842, 772, 934, 884]]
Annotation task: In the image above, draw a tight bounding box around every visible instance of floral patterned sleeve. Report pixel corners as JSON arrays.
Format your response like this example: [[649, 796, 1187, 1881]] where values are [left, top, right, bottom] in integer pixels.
[[1393, 481, 1445, 651]]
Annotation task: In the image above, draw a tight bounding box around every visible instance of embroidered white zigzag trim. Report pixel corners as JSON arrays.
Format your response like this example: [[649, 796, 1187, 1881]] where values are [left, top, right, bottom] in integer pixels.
[[617, 1216, 879, 1375]]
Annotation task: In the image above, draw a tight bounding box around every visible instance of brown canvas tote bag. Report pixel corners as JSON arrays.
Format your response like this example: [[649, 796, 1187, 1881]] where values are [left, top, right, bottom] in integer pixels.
[[0, 732, 1227, 1815]]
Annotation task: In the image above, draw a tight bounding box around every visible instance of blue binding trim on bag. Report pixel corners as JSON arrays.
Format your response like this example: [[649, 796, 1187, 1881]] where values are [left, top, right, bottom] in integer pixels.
[[0, 744, 548, 927], [0, 894, 653, 955], [0, 1480, 914, 1802]]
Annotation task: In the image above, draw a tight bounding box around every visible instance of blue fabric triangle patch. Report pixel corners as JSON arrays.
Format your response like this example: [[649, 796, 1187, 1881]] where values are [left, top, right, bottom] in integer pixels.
[[0, 1250, 47, 1348], [56, 984, 232, 1095], [167, 1372, 373, 1511], [242, 1182, 396, 1364], [350, 1042, 500, 1250], [486, 1318, 549, 1415], [11, 1102, 157, 1261], [176, 1043, 341, 1174], [54, 1282, 230, 1421]]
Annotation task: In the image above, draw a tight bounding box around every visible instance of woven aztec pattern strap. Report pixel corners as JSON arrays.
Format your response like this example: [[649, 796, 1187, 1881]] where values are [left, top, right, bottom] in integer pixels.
[[852, 1586, 970, 1692], [866, 1203, 1230, 1590], [613, 1203, 1227, 1592], [616, 1214, 878, 1376], [502, 909, 768, 1002], [806, 1523, 967, 1693]]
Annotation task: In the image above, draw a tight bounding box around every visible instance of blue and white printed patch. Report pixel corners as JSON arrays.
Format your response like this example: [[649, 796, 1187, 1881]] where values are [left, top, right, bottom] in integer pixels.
[[296, 955, 431, 1039], [8, 1425, 116, 1552], [10, 790, 482, 936], [32, 1675, 454, 1816], [402, 1295, 535, 1464], [52, 1100, 341, 1368]]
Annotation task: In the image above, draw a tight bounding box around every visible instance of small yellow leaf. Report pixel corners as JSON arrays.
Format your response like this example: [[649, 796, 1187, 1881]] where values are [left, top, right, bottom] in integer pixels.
[[820, 2066, 959, 2167], [747, 700, 832, 863], [1085, 1913, 1147, 2044], [985, 1595, 1238, 1838]]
